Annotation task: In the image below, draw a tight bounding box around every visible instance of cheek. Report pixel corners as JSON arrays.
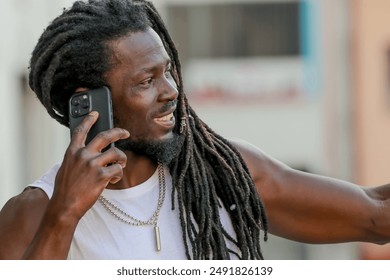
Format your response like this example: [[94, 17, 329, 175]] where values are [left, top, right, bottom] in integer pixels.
[[112, 98, 132, 127], [111, 86, 156, 129], [113, 100, 150, 129]]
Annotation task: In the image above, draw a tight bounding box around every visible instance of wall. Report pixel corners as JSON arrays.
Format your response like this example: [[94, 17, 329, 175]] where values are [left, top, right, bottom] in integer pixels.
[[351, 0, 390, 259], [0, 0, 73, 207], [352, 0, 390, 186]]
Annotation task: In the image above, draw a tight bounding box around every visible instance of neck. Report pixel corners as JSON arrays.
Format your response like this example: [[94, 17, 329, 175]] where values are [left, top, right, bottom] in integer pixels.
[[106, 152, 158, 190]]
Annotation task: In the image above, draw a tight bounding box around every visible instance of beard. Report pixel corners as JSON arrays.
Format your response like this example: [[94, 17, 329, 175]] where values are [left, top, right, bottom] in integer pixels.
[[115, 133, 180, 165]]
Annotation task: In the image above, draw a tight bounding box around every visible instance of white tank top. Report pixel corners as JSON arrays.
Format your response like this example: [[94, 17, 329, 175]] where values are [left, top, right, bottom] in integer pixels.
[[30, 163, 238, 259]]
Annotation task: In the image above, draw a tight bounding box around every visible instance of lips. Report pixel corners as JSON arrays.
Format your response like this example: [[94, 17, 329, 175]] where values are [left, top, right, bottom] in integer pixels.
[[154, 112, 175, 127], [153, 99, 177, 129], [155, 112, 174, 122]]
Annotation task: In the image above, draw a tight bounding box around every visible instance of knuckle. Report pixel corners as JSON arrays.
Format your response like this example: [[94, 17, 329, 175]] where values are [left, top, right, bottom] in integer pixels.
[[96, 131, 113, 143], [96, 166, 107, 180], [72, 125, 85, 137], [97, 164, 123, 182], [85, 157, 96, 169], [65, 146, 89, 162], [107, 147, 123, 158], [118, 150, 127, 161], [112, 147, 122, 157], [114, 148, 127, 162], [77, 148, 90, 162], [65, 145, 78, 157], [112, 163, 124, 177]]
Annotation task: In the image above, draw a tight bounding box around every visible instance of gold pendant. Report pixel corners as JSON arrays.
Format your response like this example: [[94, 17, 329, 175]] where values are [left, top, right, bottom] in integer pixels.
[[154, 225, 161, 251]]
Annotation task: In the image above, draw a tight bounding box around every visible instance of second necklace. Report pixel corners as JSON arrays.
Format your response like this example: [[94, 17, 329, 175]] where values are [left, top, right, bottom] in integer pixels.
[[98, 162, 166, 251]]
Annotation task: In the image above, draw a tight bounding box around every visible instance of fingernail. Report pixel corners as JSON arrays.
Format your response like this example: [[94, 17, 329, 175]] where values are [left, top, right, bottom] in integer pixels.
[[89, 111, 98, 116]]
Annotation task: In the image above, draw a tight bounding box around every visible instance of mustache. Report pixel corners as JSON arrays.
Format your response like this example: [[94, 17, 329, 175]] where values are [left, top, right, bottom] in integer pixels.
[[158, 100, 177, 114]]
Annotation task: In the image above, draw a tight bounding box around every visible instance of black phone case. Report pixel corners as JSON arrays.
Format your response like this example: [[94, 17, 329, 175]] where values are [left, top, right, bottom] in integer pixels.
[[69, 86, 114, 145]]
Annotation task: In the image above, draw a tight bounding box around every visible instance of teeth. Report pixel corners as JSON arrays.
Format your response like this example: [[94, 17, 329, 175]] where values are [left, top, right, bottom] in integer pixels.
[[155, 113, 173, 122]]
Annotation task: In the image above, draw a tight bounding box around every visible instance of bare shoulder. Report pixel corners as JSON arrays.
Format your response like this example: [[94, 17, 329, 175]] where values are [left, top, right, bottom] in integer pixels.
[[0, 187, 49, 217], [228, 138, 291, 182], [0, 187, 49, 259]]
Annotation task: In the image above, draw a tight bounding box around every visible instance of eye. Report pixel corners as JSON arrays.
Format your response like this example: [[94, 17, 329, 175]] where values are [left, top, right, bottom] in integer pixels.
[[138, 77, 153, 88], [164, 64, 173, 78]]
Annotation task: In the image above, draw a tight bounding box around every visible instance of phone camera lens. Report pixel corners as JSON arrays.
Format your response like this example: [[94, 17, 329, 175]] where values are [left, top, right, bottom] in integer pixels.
[[80, 99, 89, 109], [71, 98, 80, 106], [72, 108, 81, 116]]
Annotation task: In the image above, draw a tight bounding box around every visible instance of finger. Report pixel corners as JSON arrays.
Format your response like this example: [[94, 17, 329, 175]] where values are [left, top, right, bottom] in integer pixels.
[[70, 111, 99, 147], [100, 163, 124, 185], [94, 147, 127, 168], [87, 128, 130, 152], [75, 87, 89, 93]]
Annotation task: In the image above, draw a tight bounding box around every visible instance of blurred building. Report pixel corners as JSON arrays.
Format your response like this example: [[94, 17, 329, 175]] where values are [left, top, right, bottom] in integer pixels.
[[0, 0, 389, 259], [350, 0, 390, 259]]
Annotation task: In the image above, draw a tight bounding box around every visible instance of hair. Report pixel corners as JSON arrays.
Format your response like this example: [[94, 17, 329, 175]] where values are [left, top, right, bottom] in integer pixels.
[[29, 0, 268, 259]]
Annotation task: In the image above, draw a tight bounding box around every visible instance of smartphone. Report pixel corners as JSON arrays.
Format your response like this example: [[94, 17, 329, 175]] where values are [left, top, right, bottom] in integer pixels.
[[69, 86, 114, 147]]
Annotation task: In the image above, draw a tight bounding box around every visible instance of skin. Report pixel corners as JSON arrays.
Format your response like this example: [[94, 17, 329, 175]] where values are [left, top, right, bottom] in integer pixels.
[[0, 28, 389, 259]]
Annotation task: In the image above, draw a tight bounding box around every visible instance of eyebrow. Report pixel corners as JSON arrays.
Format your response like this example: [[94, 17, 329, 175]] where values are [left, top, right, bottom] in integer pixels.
[[137, 59, 172, 75]]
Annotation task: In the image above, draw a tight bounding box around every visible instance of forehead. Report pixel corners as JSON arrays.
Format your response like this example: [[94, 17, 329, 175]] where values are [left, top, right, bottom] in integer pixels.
[[107, 28, 169, 70]]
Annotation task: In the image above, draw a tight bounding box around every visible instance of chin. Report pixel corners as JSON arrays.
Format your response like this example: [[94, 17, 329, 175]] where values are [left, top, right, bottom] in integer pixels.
[[115, 132, 180, 165], [158, 130, 176, 141]]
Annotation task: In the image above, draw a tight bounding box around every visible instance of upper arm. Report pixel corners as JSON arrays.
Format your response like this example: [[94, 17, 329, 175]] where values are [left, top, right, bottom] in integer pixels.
[[0, 187, 49, 259], [230, 138, 380, 244]]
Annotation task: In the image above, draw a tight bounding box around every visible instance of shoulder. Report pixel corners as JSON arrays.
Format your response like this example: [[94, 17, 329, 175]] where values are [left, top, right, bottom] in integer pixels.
[[28, 162, 61, 198], [0, 187, 49, 229], [2, 187, 49, 211], [0, 187, 49, 259], [228, 138, 293, 187]]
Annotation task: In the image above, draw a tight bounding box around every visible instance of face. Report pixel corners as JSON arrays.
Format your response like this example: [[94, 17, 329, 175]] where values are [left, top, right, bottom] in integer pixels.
[[104, 28, 180, 163]]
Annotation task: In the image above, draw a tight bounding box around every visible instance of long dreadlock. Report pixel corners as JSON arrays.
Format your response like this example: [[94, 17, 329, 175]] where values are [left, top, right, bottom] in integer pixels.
[[28, 0, 268, 259]]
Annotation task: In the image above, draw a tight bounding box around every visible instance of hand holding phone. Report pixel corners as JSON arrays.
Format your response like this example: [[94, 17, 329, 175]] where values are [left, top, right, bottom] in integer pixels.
[[50, 87, 128, 222]]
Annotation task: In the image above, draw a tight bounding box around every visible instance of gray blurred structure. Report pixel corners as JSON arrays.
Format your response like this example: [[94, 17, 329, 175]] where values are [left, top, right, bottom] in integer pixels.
[[1, 0, 390, 259]]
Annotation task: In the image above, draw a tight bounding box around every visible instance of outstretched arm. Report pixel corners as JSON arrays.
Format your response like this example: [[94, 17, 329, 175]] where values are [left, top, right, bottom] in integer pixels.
[[0, 112, 129, 259], [232, 139, 390, 244]]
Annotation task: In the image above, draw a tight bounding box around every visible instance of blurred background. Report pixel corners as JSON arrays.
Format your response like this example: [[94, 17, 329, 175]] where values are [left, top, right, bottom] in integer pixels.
[[1, 0, 390, 259]]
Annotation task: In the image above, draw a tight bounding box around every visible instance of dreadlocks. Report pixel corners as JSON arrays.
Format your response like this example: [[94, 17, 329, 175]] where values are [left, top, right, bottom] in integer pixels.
[[29, 0, 268, 259]]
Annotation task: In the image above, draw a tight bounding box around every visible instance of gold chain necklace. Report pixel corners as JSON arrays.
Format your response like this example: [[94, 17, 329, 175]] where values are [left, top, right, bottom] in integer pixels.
[[98, 162, 166, 251]]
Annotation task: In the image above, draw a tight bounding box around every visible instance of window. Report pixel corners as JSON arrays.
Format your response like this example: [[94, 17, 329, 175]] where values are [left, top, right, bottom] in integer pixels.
[[167, 2, 300, 62]]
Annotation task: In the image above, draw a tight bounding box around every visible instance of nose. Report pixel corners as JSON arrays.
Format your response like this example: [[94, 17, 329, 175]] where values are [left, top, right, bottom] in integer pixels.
[[158, 75, 178, 102]]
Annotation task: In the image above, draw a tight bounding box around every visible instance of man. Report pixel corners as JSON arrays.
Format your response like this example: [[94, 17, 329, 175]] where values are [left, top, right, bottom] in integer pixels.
[[0, 0, 389, 260]]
